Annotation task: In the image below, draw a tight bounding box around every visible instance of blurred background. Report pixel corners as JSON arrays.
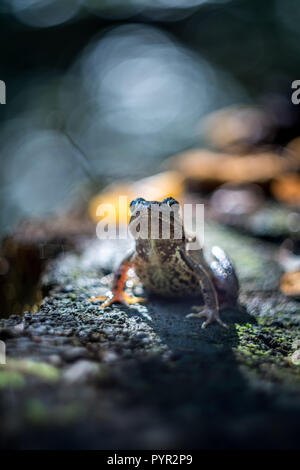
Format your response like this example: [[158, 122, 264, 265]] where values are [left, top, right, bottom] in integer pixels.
[[1, 0, 300, 237]]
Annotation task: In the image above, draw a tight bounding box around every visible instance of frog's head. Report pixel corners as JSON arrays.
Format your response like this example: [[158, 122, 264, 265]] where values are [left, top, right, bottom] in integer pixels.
[[129, 197, 184, 242]]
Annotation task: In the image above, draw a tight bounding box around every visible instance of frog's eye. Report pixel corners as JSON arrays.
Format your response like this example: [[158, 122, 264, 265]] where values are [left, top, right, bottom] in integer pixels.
[[162, 197, 179, 207], [130, 198, 146, 212]]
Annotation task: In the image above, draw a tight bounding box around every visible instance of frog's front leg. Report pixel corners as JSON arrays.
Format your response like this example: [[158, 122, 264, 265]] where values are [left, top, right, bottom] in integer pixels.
[[209, 246, 239, 307], [90, 251, 145, 308], [179, 249, 227, 329]]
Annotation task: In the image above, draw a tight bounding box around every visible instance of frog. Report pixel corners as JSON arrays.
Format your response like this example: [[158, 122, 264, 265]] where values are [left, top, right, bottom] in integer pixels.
[[91, 197, 239, 328]]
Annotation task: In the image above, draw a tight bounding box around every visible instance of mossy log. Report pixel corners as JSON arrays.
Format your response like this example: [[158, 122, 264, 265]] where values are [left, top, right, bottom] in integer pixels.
[[0, 214, 300, 449]]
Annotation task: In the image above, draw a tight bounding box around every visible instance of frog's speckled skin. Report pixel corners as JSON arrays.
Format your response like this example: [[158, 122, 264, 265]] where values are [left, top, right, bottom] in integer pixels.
[[97, 198, 239, 328]]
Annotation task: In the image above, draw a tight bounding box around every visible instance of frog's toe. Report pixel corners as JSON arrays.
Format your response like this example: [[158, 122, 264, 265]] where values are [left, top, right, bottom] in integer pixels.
[[202, 316, 228, 329], [90, 293, 115, 308], [186, 308, 228, 329], [186, 310, 205, 319], [191, 305, 204, 313], [90, 292, 146, 308], [90, 295, 109, 302], [122, 293, 146, 305]]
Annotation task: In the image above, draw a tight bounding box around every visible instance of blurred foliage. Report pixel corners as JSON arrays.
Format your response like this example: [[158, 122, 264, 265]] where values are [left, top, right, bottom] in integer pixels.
[[0, 0, 300, 235]]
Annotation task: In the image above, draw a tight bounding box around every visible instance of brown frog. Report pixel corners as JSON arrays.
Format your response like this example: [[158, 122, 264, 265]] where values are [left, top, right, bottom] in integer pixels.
[[92, 197, 239, 328]]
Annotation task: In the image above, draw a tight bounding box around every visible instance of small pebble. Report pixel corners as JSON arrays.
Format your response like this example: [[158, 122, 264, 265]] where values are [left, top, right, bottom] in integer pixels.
[[291, 350, 300, 366], [135, 331, 147, 339], [62, 360, 100, 384], [61, 285, 74, 293], [62, 346, 88, 362], [292, 340, 300, 351], [48, 354, 62, 366], [101, 350, 119, 363]]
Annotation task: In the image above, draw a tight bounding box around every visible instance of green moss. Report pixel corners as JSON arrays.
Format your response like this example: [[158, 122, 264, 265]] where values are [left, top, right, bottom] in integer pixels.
[[59, 403, 84, 421], [7, 359, 60, 382], [0, 370, 25, 388], [234, 322, 300, 385], [25, 399, 83, 425], [25, 399, 48, 424]]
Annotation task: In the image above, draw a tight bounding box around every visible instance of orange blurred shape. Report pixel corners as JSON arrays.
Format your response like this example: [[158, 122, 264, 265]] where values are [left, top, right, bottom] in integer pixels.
[[202, 105, 274, 152], [285, 137, 300, 163], [88, 171, 184, 224], [280, 271, 300, 297], [167, 149, 289, 184], [271, 174, 300, 206]]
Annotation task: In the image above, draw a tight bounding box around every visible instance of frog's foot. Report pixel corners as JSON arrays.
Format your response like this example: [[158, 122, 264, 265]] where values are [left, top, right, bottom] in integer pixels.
[[186, 306, 228, 329], [90, 292, 146, 308]]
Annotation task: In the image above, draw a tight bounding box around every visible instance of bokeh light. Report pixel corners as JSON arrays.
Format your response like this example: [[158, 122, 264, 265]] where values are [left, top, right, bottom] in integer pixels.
[[10, 0, 82, 28], [66, 24, 245, 176], [3, 126, 86, 217], [2, 0, 295, 238]]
